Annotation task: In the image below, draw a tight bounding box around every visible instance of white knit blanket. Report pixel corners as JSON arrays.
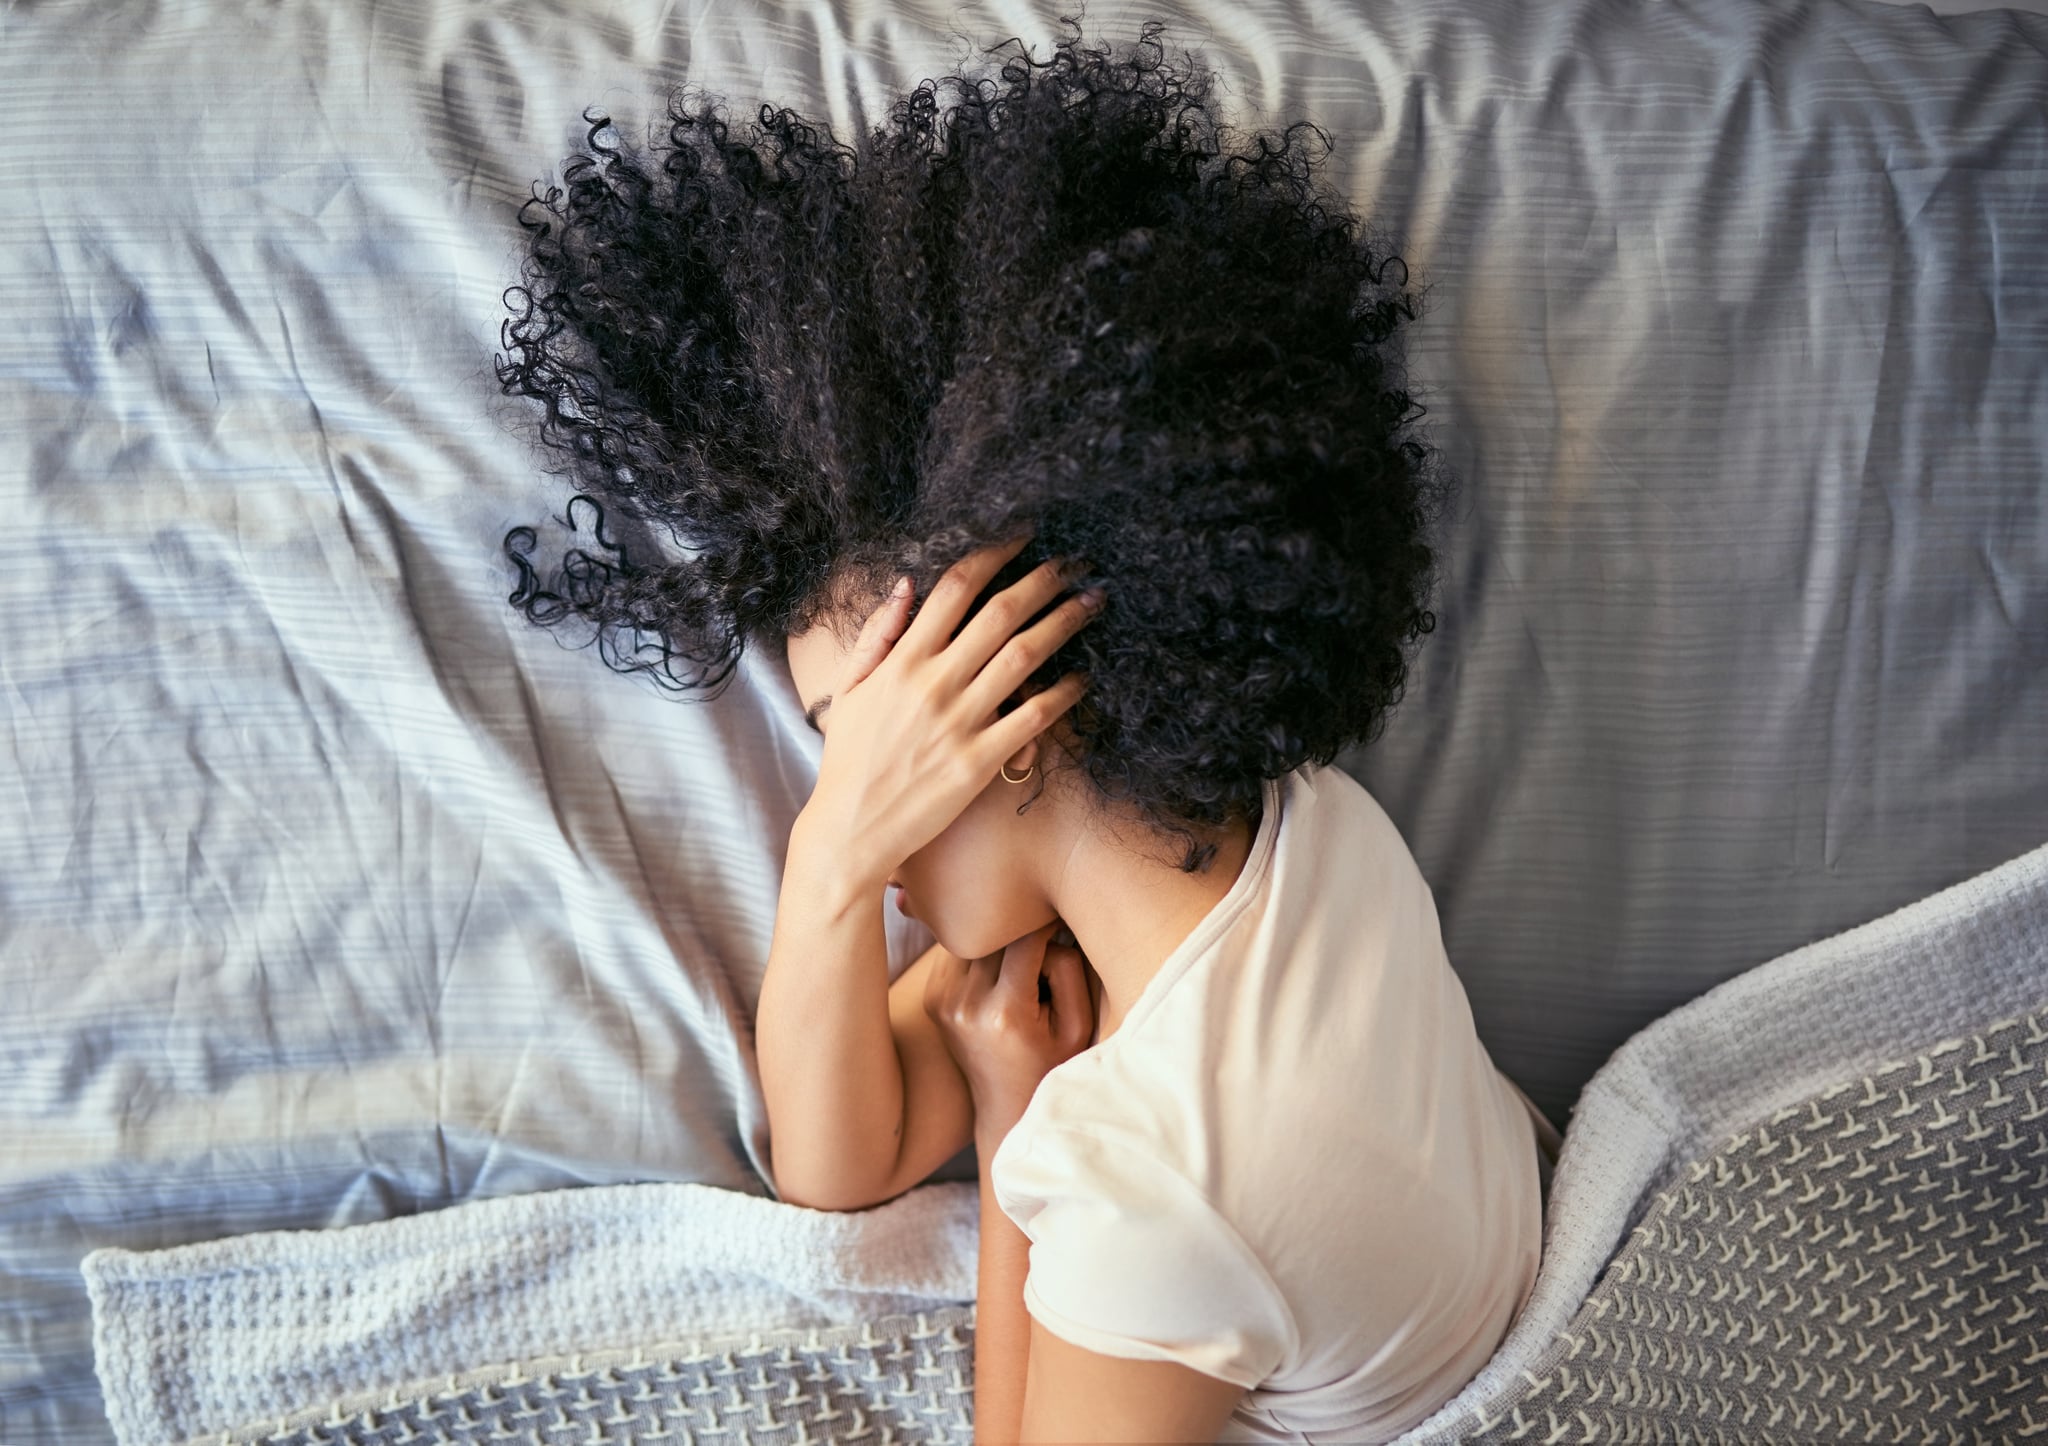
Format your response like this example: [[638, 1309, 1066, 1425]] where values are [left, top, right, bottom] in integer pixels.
[[85, 1178, 982, 1446], [84, 835, 2048, 1446]]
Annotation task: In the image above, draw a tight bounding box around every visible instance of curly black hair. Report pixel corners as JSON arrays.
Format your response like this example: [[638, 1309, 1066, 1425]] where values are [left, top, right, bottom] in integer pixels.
[[494, 10, 1455, 873]]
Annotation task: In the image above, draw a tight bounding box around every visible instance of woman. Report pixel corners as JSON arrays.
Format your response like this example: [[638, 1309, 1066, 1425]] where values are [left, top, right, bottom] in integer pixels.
[[494, 13, 1558, 1441]]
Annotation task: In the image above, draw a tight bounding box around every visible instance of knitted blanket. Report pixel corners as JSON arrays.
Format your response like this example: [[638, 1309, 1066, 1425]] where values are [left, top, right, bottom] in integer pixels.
[[84, 837, 2048, 1446]]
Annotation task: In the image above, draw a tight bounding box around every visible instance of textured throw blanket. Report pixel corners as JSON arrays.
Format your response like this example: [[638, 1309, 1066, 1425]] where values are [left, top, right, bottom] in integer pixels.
[[85, 1180, 984, 1446], [86, 835, 2048, 1446]]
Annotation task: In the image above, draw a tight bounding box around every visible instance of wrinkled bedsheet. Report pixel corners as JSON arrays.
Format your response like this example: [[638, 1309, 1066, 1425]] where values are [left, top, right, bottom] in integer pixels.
[[3, 0, 2045, 1438]]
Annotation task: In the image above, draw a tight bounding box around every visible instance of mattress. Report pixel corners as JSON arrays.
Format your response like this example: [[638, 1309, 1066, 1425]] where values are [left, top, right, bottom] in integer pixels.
[[3, 0, 2043, 1437]]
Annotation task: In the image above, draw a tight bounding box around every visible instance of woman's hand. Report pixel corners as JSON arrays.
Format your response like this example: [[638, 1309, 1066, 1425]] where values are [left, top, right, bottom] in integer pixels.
[[795, 532, 1105, 896], [924, 920, 1097, 1138]]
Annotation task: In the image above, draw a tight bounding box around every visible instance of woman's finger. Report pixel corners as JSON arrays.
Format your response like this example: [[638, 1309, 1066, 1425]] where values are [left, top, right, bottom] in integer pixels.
[[963, 949, 1003, 1006], [941, 555, 1081, 695], [995, 922, 1057, 1007], [1044, 949, 1091, 1050], [843, 576, 915, 692], [959, 584, 1103, 730], [977, 671, 1093, 776], [928, 949, 995, 1024], [896, 533, 1034, 662], [922, 952, 952, 1017]]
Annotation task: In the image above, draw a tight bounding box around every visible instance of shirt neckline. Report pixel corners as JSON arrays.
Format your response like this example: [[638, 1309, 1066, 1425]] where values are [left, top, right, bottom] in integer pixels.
[[1094, 767, 1292, 1045]]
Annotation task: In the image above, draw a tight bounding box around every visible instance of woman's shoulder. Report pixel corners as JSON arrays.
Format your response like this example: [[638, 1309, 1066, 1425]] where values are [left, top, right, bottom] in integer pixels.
[[1286, 762, 1413, 861]]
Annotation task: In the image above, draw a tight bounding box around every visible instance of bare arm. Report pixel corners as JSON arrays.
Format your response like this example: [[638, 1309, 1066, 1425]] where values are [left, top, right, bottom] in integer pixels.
[[973, 1110, 1035, 1444], [756, 813, 905, 1211], [758, 540, 1095, 1210]]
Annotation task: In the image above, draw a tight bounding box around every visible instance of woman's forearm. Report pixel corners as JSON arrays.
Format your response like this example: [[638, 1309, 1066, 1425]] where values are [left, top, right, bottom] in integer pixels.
[[756, 811, 904, 1210], [974, 1126, 1034, 1445]]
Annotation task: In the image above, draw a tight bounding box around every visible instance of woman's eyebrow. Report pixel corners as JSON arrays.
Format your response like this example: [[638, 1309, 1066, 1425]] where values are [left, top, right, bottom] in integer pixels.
[[804, 695, 833, 734]]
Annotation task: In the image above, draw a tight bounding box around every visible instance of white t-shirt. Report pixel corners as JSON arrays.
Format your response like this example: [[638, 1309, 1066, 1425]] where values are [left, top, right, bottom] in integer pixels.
[[989, 762, 1550, 1443]]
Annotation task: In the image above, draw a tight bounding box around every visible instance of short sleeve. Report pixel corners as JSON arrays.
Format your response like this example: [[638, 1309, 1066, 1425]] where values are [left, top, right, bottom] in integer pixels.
[[989, 1121, 1297, 1388]]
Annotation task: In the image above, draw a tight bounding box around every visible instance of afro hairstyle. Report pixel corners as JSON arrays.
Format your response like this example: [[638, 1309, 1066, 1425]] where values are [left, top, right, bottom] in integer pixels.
[[494, 10, 1456, 874]]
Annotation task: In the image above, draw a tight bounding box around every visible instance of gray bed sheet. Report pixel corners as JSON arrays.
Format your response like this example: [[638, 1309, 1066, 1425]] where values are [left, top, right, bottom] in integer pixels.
[[2, 0, 2044, 1438]]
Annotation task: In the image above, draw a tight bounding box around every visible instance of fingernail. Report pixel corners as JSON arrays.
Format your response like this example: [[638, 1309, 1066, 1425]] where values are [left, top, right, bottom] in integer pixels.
[[894, 576, 911, 598], [1080, 587, 1107, 610]]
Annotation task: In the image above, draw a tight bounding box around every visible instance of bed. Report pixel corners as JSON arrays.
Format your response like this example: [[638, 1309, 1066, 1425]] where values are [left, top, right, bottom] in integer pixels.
[[4, 0, 2044, 1439]]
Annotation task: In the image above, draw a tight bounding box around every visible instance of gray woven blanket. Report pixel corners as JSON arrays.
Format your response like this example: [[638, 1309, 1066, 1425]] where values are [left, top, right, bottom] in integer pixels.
[[1445, 1009, 2048, 1444], [89, 836, 2048, 1445]]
